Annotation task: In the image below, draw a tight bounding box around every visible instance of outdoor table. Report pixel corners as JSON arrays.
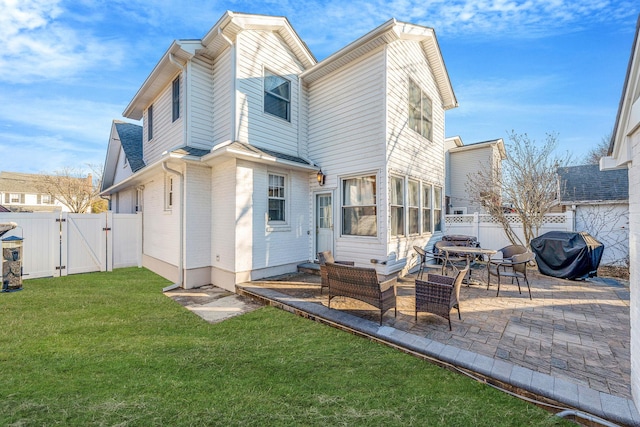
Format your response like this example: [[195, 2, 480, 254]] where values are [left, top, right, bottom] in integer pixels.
[[438, 246, 497, 286]]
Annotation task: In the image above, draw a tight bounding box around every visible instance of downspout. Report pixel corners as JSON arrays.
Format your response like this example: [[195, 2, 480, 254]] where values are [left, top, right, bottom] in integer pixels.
[[162, 162, 184, 292]]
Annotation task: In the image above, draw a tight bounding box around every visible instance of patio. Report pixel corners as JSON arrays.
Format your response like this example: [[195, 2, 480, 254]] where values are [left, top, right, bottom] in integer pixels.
[[236, 267, 637, 425]]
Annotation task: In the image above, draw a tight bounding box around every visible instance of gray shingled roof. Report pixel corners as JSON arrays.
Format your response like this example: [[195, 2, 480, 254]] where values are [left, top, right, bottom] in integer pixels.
[[558, 164, 628, 202], [114, 122, 145, 172], [0, 171, 45, 193]]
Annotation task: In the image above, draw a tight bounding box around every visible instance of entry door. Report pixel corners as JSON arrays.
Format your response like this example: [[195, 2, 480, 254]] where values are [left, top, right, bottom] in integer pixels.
[[316, 193, 333, 256]]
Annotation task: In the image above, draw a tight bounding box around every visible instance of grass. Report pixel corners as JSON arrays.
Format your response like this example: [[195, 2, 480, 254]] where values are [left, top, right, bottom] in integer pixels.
[[0, 267, 570, 426]]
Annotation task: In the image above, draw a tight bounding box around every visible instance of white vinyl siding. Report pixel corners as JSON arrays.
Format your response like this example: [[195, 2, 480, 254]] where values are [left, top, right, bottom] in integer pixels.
[[307, 49, 387, 264], [184, 164, 211, 269], [143, 75, 184, 165], [235, 30, 304, 155], [212, 48, 233, 145], [190, 55, 215, 149], [142, 171, 180, 266], [449, 146, 493, 214]]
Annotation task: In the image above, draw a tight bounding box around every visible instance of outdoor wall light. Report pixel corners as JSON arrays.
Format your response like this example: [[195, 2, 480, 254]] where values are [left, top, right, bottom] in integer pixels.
[[316, 169, 326, 186]]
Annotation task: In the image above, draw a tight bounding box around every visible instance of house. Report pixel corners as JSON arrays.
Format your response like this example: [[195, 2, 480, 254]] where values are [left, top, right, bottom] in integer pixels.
[[0, 171, 69, 212], [556, 164, 629, 266], [444, 136, 506, 214], [102, 120, 145, 213], [600, 13, 640, 411], [101, 11, 457, 292]]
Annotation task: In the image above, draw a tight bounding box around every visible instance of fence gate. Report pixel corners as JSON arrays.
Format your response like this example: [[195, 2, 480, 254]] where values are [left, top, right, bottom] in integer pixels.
[[59, 213, 107, 276], [0, 211, 141, 279]]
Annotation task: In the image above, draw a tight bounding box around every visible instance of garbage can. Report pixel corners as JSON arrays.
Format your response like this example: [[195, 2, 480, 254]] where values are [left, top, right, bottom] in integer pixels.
[[2, 235, 23, 292]]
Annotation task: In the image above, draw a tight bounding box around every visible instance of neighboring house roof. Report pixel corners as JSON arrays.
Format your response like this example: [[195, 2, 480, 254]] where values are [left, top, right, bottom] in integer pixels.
[[558, 164, 629, 203], [115, 122, 145, 172], [301, 18, 457, 110], [0, 171, 45, 193], [446, 137, 506, 159], [0, 205, 10, 212]]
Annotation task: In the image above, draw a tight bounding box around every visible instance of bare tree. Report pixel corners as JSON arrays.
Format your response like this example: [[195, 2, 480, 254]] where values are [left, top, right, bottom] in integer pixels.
[[583, 132, 612, 165], [466, 131, 571, 247], [35, 166, 103, 213]]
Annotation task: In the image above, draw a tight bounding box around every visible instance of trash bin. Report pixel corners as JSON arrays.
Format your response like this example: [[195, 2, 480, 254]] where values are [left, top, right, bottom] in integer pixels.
[[2, 235, 23, 292]]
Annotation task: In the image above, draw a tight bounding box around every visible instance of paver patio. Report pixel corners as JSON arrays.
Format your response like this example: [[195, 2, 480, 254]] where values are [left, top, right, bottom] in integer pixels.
[[245, 268, 631, 400]]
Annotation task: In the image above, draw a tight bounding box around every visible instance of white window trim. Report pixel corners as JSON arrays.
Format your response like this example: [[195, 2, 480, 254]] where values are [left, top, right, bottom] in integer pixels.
[[390, 175, 404, 238], [263, 68, 291, 122], [340, 172, 378, 238], [408, 179, 420, 236], [267, 172, 290, 231], [164, 175, 173, 211]]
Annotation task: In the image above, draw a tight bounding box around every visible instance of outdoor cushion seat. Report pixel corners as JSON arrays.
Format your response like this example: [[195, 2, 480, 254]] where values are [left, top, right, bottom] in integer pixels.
[[415, 268, 468, 330], [318, 251, 354, 294]]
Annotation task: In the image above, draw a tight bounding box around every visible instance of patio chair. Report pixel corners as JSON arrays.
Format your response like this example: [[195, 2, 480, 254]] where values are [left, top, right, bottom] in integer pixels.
[[413, 245, 445, 279], [415, 267, 468, 330], [487, 244, 528, 285], [487, 251, 535, 299], [318, 251, 354, 294], [434, 240, 474, 274]]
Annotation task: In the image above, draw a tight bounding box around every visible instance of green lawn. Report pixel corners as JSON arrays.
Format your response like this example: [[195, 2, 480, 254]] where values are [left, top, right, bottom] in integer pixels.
[[0, 267, 569, 426]]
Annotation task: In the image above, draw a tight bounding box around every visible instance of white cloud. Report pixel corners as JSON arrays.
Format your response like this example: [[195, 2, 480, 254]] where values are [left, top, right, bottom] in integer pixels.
[[0, 0, 125, 83]]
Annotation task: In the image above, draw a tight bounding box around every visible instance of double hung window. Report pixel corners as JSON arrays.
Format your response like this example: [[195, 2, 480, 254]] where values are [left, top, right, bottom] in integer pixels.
[[422, 184, 432, 233], [264, 70, 290, 121], [408, 180, 419, 235], [342, 175, 377, 237], [408, 79, 433, 140], [147, 105, 154, 141], [268, 174, 286, 222], [390, 176, 404, 237], [434, 186, 443, 232]]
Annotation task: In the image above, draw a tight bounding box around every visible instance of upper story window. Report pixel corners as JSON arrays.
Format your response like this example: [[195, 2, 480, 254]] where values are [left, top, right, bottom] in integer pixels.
[[172, 77, 180, 122], [268, 173, 286, 222], [147, 105, 154, 141], [342, 175, 377, 237], [408, 79, 433, 141], [264, 70, 290, 121]]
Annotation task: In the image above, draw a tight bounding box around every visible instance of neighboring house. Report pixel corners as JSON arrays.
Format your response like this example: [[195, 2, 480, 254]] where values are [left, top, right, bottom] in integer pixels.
[[444, 136, 506, 214], [102, 120, 145, 213], [0, 171, 66, 212], [101, 12, 457, 291], [557, 164, 629, 266], [0, 205, 10, 213], [601, 14, 640, 411]]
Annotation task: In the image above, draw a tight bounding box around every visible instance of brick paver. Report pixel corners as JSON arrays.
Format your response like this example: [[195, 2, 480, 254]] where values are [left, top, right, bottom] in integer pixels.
[[253, 269, 631, 399]]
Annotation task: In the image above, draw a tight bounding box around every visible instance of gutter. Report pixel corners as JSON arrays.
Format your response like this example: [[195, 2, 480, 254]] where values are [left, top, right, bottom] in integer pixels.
[[162, 161, 184, 292]]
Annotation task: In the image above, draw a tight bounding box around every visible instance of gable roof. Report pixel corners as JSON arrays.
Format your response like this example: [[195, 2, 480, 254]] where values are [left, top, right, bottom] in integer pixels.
[[558, 164, 629, 203], [606, 14, 640, 168], [301, 19, 457, 110], [124, 11, 316, 120], [115, 122, 145, 172], [447, 137, 506, 159]]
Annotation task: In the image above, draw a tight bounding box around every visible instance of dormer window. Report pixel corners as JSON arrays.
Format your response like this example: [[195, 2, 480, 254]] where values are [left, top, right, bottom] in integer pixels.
[[264, 70, 290, 121]]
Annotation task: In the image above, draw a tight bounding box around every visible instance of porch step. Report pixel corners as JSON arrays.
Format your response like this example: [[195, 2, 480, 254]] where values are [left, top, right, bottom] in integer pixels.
[[297, 262, 320, 276]]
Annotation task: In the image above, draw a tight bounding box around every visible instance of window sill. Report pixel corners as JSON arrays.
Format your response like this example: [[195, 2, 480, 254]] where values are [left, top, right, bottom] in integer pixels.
[[266, 224, 291, 232]]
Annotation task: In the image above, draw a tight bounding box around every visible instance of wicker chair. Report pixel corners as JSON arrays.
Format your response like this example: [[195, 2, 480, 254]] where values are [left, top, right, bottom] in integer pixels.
[[325, 262, 397, 325], [413, 245, 445, 279], [415, 268, 468, 330], [487, 244, 528, 285], [318, 251, 355, 294], [487, 251, 534, 299]]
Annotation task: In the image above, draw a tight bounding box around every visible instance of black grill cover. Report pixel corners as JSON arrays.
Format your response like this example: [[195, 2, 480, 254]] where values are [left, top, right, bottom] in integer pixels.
[[530, 231, 604, 280]]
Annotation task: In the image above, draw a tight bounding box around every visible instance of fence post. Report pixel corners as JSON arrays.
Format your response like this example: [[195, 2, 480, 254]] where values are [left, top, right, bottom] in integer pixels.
[[566, 210, 575, 232], [58, 212, 68, 277], [474, 212, 480, 239], [105, 211, 113, 272]]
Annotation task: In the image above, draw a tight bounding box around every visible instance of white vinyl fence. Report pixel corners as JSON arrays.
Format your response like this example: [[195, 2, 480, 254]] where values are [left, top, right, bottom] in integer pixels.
[[0, 211, 141, 279], [445, 212, 574, 250]]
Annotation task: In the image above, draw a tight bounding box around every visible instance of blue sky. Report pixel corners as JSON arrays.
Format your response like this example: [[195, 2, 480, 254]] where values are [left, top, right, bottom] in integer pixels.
[[0, 0, 637, 174]]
